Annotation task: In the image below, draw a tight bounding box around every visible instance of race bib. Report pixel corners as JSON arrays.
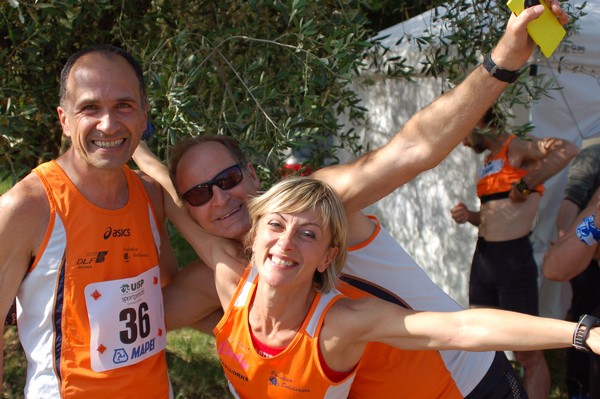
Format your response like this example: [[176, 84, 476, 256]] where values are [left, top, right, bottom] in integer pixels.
[[85, 266, 167, 372], [478, 158, 504, 179]]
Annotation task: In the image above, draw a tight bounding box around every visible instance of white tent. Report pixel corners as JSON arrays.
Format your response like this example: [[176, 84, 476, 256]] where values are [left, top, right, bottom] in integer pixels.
[[339, 0, 600, 314]]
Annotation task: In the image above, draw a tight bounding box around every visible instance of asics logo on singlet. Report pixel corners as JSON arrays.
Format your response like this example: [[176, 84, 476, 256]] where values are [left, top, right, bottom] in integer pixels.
[[104, 227, 131, 240]]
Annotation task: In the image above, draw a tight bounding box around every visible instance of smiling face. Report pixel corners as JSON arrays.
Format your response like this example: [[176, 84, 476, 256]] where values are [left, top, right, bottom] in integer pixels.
[[57, 52, 147, 171], [245, 177, 347, 292], [175, 141, 260, 240], [252, 210, 338, 290]]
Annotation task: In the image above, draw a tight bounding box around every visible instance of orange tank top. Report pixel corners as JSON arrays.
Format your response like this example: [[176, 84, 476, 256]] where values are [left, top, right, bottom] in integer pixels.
[[215, 266, 463, 398], [476, 135, 544, 201], [214, 266, 356, 398], [17, 161, 171, 398]]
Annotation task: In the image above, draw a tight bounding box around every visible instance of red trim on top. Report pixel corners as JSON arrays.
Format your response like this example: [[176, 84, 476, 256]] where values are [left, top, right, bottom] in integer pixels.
[[249, 328, 284, 358], [318, 343, 353, 382]]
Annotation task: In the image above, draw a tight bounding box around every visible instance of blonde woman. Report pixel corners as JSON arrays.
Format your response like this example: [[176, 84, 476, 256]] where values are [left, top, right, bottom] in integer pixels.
[[215, 177, 600, 398]]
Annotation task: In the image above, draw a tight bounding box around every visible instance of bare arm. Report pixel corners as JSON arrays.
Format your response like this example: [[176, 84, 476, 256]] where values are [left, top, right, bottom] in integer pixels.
[[137, 170, 179, 285], [0, 175, 48, 383], [328, 297, 596, 369], [543, 188, 600, 281], [450, 202, 481, 227], [133, 142, 246, 324], [517, 137, 579, 191], [393, 308, 591, 352], [556, 199, 580, 238], [133, 142, 245, 276], [162, 258, 223, 332], [313, 2, 568, 215]]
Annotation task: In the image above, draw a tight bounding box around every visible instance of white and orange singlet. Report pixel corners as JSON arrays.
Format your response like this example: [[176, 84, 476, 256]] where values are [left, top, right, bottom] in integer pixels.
[[16, 161, 171, 398]]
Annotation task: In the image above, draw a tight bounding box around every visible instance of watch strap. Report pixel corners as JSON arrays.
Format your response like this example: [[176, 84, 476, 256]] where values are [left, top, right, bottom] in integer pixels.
[[483, 53, 520, 83], [573, 314, 600, 352]]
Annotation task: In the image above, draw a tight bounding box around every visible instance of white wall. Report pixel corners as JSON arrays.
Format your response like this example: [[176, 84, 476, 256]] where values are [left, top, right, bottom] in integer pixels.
[[338, 72, 480, 307]]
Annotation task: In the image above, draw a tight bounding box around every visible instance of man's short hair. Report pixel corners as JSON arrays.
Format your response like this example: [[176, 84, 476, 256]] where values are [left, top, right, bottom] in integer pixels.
[[59, 44, 146, 108], [168, 135, 249, 196]]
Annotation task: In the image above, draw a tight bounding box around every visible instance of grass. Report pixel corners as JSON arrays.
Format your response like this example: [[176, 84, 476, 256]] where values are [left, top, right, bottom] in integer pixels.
[[166, 329, 232, 399], [2, 325, 570, 398], [1, 327, 231, 399]]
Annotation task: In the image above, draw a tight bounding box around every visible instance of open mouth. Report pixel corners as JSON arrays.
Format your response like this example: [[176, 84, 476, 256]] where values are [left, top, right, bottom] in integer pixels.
[[93, 139, 125, 149], [269, 254, 297, 268]]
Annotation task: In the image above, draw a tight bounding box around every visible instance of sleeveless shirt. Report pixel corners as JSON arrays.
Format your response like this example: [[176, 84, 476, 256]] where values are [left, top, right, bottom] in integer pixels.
[[17, 161, 171, 398]]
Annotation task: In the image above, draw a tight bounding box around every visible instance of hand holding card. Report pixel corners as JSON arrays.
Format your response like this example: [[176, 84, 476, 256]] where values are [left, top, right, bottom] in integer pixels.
[[506, 0, 566, 58]]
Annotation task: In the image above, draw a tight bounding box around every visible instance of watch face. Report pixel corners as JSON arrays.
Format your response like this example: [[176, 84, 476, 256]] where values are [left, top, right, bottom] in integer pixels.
[[516, 181, 530, 194]]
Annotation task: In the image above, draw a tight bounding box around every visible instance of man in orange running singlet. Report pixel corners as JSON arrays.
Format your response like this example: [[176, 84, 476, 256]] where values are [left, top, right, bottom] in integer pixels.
[[0, 46, 178, 398]]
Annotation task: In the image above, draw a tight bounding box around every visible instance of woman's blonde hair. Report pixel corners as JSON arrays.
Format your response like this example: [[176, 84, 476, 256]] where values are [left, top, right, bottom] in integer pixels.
[[244, 177, 348, 292]]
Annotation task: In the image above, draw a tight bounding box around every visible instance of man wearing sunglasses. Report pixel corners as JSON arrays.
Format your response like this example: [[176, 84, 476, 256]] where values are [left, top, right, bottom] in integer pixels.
[[134, 3, 568, 398]]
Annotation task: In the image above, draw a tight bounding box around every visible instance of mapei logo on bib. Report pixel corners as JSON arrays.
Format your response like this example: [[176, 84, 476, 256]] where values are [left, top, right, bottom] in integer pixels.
[[103, 227, 131, 240]]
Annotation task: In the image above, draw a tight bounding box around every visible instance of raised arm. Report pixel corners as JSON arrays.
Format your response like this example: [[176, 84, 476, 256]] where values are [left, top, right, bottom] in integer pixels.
[[137, 170, 179, 284], [313, 1, 568, 215]]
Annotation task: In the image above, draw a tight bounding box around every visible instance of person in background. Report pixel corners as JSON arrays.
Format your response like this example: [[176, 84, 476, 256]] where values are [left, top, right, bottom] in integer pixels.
[[135, 3, 570, 397], [543, 143, 600, 399], [0, 45, 178, 398], [451, 107, 579, 399], [216, 176, 600, 399]]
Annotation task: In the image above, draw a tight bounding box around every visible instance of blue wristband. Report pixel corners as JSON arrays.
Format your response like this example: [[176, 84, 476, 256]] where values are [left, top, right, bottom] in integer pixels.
[[141, 123, 155, 141], [576, 215, 600, 246]]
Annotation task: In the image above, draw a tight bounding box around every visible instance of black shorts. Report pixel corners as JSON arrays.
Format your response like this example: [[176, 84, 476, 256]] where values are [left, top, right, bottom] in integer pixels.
[[469, 235, 539, 316], [466, 351, 528, 399]]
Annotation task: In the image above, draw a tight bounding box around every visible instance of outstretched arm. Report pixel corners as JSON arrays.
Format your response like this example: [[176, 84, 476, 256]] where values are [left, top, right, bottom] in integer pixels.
[[313, 2, 568, 215], [397, 308, 597, 353], [334, 297, 598, 357]]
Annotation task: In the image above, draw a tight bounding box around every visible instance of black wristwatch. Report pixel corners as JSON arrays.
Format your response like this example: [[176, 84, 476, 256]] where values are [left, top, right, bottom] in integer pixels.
[[483, 53, 521, 83], [515, 179, 532, 195], [573, 314, 600, 352]]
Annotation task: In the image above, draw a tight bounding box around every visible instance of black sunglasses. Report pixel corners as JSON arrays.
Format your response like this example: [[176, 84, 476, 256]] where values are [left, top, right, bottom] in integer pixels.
[[181, 162, 245, 206]]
